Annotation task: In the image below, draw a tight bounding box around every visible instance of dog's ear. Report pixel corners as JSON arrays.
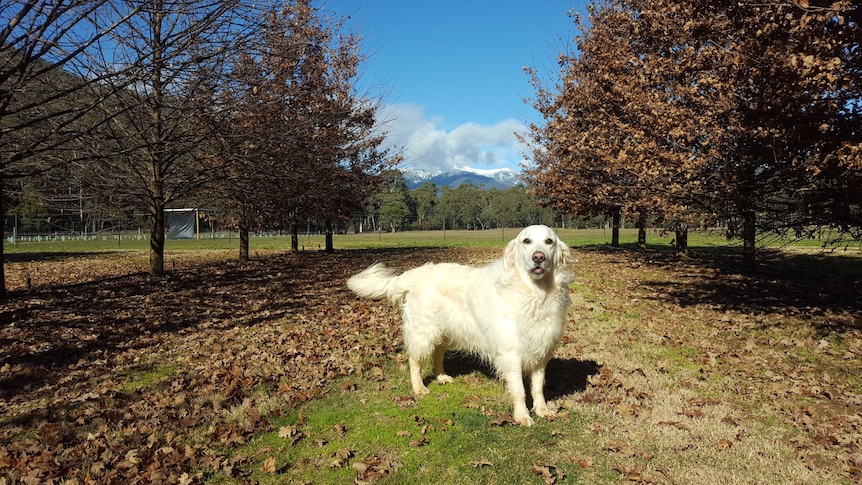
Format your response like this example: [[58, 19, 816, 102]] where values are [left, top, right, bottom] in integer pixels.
[[503, 237, 518, 269], [557, 239, 577, 266]]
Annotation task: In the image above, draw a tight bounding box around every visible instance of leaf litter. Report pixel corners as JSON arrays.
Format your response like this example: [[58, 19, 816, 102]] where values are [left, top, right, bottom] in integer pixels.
[[0, 245, 860, 483]]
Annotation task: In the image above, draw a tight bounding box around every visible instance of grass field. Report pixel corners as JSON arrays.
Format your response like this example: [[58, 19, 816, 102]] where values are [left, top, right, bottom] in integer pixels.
[[1, 228, 860, 484], [5, 227, 651, 253], [6, 226, 851, 256]]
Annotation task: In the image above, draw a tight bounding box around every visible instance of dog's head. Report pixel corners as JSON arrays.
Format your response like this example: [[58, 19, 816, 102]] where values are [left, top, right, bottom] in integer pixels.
[[504, 225, 575, 284]]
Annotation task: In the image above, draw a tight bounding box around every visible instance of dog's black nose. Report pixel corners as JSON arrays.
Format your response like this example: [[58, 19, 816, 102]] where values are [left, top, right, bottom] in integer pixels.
[[532, 251, 546, 263]]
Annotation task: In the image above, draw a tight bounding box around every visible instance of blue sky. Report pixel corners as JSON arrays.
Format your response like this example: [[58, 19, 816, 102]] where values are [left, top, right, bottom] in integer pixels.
[[323, 1, 585, 174]]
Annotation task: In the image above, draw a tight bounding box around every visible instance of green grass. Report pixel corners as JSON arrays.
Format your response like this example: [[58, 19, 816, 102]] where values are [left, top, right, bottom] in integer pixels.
[[118, 364, 178, 394], [6, 227, 827, 255], [227, 361, 595, 485], [9, 227, 856, 260]]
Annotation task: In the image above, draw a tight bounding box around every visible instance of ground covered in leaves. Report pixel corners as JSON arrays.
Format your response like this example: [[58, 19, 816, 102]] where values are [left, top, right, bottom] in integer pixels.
[[1, 244, 860, 484]]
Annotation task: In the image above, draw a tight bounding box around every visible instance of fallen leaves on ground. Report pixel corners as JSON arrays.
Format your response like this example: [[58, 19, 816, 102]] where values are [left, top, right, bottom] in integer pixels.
[[353, 453, 401, 484], [530, 462, 566, 484], [566, 247, 862, 483], [0, 249, 445, 483], [1, 245, 861, 483]]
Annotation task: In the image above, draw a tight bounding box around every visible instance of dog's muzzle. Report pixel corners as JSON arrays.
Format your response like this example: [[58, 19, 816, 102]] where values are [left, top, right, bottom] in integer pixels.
[[530, 251, 548, 279]]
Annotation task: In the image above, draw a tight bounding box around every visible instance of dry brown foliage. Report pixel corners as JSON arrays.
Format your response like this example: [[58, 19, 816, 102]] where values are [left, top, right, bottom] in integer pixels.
[[522, 0, 862, 268], [0, 248, 441, 483]]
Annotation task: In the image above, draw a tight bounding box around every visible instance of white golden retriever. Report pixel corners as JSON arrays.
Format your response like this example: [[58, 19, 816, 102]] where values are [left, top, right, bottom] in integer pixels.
[[347, 225, 575, 426]]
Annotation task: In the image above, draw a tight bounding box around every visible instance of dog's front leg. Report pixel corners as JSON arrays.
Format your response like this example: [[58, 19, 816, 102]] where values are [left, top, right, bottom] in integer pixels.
[[498, 354, 533, 426], [530, 365, 555, 418]]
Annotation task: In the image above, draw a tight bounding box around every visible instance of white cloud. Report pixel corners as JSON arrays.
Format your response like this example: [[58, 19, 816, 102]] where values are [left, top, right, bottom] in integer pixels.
[[377, 103, 527, 174]]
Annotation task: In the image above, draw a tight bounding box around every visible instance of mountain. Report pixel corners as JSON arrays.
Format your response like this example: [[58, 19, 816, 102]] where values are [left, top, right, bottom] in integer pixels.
[[402, 168, 522, 190]]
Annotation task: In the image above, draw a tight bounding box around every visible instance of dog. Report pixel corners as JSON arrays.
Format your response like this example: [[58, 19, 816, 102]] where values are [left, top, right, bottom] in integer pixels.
[[347, 225, 575, 426]]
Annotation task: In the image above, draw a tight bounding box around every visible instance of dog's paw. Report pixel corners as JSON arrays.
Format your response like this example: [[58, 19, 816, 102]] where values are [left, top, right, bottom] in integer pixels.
[[412, 386, 431, 396], [513, 413, 535, 427], [533, 403, 557, 418], [435, 374, 455, 385]]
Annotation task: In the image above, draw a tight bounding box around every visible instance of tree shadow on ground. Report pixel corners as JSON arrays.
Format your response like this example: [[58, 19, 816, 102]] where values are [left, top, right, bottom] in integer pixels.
[[583, 245, 862, 334], [0, 247, 474, 402]]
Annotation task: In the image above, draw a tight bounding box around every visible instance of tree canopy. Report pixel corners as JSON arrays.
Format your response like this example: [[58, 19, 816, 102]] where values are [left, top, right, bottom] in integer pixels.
[[0, 0, 147, 296], [523, 0, 861, 269], [208, 0, 395, 258], [0, 0, 394, 292]]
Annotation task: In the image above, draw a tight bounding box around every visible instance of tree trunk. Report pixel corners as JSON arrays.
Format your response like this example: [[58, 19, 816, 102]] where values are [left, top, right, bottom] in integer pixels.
[[324, 220, 334, 253], [0, 172, 6, 298], [742, 209, 756, 271], [637, 218, 647, 250], [149, 199, 166, 276], [675, 224, 689, 257], [239, 220, 249, 262], [611, 206, 621, 247], [290, 219, 299, 252]]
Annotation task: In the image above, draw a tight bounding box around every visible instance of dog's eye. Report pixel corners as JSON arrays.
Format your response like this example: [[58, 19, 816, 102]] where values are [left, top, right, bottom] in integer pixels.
[[545, 238, 554, 245], [522, 238, 532, 245]]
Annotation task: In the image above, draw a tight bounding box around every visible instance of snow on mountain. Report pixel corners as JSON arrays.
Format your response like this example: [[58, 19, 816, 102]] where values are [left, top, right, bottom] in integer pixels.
[[459, 166, 522, 185], [402, 167, 522, 190], [401, 169, 435, 187]]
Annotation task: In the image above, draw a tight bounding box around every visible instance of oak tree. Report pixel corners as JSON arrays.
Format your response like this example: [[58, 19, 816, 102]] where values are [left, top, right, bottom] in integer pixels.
[[215, 0, 395, 257], [523, 0, 860, 268]]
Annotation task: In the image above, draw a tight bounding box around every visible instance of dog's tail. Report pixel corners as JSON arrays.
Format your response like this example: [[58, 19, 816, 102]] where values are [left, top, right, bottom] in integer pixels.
[[346, 263, 407, 305]]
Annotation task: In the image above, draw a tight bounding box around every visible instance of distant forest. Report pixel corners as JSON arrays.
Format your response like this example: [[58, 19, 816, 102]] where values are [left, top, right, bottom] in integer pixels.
[[3, 169, 589, 237]]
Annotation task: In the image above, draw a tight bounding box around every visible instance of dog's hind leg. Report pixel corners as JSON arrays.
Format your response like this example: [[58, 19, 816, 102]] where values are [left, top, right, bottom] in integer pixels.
[[402, 311, 432, 396], [408, 355, 430, 395], [432, 346, 454, 384]]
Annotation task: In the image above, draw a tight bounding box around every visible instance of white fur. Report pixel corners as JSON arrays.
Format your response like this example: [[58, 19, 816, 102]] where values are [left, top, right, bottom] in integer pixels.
[[347, 225, 575, 426]]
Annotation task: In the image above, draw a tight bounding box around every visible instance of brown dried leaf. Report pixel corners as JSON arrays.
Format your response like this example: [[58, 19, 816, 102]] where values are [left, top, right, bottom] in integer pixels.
[[392, 395, 417, 408], [278, 425, 300, 439], [355, 454, 401, 483], [408, 437, 428, 447], [613, 463, 645, 479], [681, 408, 706, 419], [329, 448, 354, 468], [340, 381, 357, 391], [721, 415, 740, 427], [461, 395, 482, 409], [489, 415, 517, 427], [658, 420, 690, 431], [261, 456, 277, 473], [530, 462, 565, 484], [605, 440, 637, 458], [688, 397, 721, 406], [614, 402, 639, 419]]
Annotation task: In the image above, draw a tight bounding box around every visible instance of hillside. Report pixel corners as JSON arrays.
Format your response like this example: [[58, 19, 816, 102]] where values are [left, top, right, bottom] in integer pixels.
[[403, 168, 522, 190]]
